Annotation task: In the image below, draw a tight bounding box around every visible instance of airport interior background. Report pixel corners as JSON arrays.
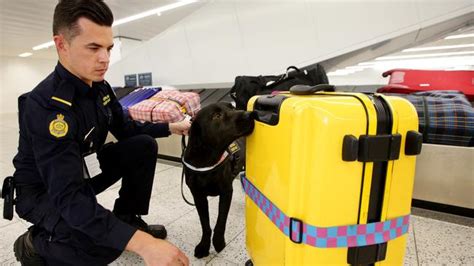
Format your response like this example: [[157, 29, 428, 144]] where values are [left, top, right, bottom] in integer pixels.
[[0, 0, 473, 265]]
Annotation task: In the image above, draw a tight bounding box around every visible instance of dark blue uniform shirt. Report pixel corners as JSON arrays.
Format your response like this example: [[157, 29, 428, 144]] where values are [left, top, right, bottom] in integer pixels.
[[12, 62, 170, 250]]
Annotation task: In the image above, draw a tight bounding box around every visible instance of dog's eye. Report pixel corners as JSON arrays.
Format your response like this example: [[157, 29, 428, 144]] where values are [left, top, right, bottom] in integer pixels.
[[212, 112, 222, 120]]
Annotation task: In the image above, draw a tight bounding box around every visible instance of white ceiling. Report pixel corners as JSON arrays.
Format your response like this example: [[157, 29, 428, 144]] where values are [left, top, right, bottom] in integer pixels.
[[0, 0, 204, 59], [1, 0, 472, 79], [324, 20, 474, 84]]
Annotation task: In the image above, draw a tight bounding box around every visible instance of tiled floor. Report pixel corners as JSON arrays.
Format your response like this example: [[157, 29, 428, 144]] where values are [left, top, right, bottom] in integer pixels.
[[0, 112, 473, 265]]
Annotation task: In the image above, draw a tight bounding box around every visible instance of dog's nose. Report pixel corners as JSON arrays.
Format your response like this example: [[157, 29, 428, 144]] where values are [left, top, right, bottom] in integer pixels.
[[244, 111, 257, 120]]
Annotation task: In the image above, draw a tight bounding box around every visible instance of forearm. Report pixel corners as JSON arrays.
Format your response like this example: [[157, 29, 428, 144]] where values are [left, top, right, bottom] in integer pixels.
[[125, 230, 155, 256]]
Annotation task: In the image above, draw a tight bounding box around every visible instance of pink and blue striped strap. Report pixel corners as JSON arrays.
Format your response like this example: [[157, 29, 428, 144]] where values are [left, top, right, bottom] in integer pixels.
[[241, 173, 410, 248]]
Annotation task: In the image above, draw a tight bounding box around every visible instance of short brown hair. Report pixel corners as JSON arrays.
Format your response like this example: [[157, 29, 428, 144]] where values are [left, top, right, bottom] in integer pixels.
[[53, 0, 113, 40]]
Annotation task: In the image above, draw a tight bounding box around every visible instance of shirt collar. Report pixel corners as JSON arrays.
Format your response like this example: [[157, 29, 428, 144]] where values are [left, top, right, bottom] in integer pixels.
[[55, 62, 100, 99]]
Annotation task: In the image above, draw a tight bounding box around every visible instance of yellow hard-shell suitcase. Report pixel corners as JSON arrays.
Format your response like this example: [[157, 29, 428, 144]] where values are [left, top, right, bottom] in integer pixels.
[[243, 85, 422, 265]]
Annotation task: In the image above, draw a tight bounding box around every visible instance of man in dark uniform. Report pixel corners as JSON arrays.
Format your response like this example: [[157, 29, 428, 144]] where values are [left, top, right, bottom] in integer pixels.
[[11, 0, 190, 265]]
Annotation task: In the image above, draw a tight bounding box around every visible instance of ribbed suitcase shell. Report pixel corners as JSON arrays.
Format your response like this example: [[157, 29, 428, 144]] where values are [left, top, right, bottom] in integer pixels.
[[378, 69, 474, 100], [245, 92, 418, 265]]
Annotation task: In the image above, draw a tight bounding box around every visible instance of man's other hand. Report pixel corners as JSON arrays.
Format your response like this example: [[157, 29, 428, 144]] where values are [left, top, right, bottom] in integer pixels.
[[126, 230, 189, 266], [169, 119, 191, 136]]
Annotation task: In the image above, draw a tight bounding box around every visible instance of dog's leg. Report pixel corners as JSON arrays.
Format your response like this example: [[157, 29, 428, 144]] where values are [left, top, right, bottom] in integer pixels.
[[193, 194, 212, 258], [213, 190, 233, 253]]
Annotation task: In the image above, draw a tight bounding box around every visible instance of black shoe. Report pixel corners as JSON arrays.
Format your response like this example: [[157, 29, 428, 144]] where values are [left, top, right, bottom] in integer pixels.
[[13, 228, 45, 266], [115, 213, 167, 239]]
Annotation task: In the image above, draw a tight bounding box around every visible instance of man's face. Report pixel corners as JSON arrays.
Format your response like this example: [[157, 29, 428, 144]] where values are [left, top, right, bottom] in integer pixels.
[[55, 17, 114, 86]]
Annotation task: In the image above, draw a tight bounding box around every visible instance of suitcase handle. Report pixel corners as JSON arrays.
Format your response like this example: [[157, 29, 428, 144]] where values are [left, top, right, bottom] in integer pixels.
[[254, 95, 288, 125], [289, 84, 335, 95]]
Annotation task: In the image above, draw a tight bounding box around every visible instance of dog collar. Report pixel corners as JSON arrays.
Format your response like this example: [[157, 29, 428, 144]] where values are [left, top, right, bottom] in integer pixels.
[[182, 151, 229, 172], [182, 141, 240, 172]]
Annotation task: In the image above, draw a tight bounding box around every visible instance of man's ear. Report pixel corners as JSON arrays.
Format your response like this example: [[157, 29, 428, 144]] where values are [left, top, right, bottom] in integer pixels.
[[53, 34, 68, 55]]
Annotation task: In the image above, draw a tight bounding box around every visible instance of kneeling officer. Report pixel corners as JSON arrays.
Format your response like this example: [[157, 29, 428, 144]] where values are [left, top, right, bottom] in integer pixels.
[[7, 0, 190, 265]]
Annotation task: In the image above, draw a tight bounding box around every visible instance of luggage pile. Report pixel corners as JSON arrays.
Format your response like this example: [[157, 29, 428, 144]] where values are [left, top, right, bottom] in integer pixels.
[[377, 69, 474, 101], [377, 69, 474, 147]]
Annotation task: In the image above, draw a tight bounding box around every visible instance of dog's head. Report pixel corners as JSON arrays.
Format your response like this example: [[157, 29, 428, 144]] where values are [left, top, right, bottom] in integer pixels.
[[188, 102, 255, 151]]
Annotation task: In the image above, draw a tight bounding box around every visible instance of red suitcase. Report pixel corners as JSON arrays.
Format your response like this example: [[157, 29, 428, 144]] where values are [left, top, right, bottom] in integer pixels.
[[377, 69, 474, 101]]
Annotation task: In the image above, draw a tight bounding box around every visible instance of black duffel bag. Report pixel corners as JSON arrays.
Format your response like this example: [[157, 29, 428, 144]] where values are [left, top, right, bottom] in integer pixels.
[[230, 65, 329, 110]]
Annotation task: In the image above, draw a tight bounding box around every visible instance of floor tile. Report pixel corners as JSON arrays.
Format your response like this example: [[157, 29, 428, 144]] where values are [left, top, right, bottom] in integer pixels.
[[172, 239, 217, 266], [0, 113, 19, 129], [207, 257, 239, 265], [0, 161, 15, 178], [0, 220, 29, 264], [165, 194, 245, 249], [412, 207, 474, 227], [404, 218, 418, 265], [110, 250, 143, 265], [214, 229, 249, 265], [96, 186, 120, 210], [155, 161, 177, 174], [413, 215, 474, 265], [112, 239, 218, 266], [152, 166, 184, 195]]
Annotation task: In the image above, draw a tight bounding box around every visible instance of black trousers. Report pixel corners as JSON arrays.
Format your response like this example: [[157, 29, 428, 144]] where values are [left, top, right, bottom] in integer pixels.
[[33, 135, 158, 266], [93, 134, 158, 215]]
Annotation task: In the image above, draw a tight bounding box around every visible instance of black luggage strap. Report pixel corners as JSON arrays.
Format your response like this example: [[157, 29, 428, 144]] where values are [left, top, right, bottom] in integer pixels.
[[240, 173, 410, 248]]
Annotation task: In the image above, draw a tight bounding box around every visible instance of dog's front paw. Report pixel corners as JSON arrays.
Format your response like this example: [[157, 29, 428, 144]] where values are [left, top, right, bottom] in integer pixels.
[[194, 241, 210, 258], [212, 234, 226, 253]]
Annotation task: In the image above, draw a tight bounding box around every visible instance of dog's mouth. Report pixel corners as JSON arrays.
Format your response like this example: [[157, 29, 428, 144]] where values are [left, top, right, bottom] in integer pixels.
[[236, 111, 256, 137]]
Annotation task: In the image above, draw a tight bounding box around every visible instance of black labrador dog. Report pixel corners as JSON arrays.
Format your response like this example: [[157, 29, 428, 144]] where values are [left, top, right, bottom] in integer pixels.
[[182, 102, 255, 258]]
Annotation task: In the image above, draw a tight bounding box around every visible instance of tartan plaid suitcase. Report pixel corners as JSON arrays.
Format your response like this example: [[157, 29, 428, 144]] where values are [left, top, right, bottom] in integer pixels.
[[377, 69, 474, 101], [381, 90, 474, 147]]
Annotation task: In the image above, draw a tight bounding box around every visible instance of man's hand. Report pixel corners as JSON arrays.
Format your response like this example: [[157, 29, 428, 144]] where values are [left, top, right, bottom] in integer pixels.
[[126, 230, 189, 266], [169, 119, 191, 136]]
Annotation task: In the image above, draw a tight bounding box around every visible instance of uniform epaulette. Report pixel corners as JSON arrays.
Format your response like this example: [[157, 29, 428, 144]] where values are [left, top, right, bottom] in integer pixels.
[[49, 80, 75, 110]]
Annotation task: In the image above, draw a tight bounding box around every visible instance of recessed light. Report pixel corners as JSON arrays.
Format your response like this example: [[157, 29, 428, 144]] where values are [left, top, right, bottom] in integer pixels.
[[402, 44, 474, 52], [376, 51, 474, 60], [18, 52, 33, 57], [32, 0, 198, 51], [444, 33, 474, 40], [33, 41, 55, 51], [112, 0, 197, 27]]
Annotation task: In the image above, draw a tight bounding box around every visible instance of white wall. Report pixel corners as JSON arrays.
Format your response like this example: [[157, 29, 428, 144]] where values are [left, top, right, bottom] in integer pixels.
[[0, 56, 57, 114], [106, 0, 473, 87], [110, 37, 143, 65]]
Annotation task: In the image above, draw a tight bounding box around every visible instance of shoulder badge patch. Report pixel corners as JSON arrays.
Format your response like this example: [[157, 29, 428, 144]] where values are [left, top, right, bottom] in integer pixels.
[[49, 114, 69, 138]]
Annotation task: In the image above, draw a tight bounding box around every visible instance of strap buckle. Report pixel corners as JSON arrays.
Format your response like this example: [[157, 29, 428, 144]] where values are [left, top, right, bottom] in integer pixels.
[[289, 217, 303, 244]]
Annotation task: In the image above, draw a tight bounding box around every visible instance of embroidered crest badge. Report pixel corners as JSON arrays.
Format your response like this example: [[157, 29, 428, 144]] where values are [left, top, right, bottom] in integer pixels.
[[102, 95, 111, 106], [49, 114, 68, 138]]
